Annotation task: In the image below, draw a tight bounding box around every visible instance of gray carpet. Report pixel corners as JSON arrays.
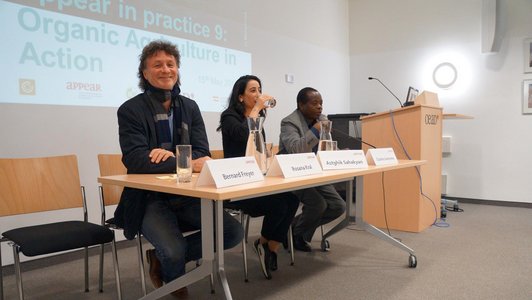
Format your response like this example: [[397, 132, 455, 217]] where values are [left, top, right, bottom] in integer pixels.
[[1, 203, 531, 300]]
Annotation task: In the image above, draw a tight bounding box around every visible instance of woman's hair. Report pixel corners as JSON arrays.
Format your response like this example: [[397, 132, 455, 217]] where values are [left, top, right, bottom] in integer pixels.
[[137, 40, 181, 91], [217, 75, 263, 132]]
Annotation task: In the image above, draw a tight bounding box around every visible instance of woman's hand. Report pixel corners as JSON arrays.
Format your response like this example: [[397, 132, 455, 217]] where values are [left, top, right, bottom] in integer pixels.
[[149, 148, 175, 163], [249, 94, 274, 117], [258, 94, 275, 108]]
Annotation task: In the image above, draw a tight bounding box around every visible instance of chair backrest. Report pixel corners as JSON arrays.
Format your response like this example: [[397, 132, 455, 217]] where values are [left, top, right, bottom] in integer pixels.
[[210, 149, 224, 160], [210, 146, 278, 160], [97, 154, 127, 206], [0, 155, 82, 217], [272, 145, 279, 155]]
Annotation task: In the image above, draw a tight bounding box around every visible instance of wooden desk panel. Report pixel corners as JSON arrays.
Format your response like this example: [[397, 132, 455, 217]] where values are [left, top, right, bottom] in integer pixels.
[[98, 159, 425, 300], [98, 160, 424, 201]]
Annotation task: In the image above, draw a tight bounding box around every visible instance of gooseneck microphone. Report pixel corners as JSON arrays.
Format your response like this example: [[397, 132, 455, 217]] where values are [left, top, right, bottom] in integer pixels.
[[331, 128, 377, 149], [368, 77, 403, 108], [352, 136, 377, 149]]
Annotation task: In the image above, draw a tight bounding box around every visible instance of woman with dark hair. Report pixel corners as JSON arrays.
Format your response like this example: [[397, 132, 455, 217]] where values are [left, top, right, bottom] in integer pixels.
[[217, 75, 299, 280]]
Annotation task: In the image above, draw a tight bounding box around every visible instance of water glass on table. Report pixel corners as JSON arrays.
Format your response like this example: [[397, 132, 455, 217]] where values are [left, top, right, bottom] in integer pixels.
[[265, 142, 274, 173], [322, 140, 338, 151], [176, 145, 192, 183], [328, 140, 338, 151]]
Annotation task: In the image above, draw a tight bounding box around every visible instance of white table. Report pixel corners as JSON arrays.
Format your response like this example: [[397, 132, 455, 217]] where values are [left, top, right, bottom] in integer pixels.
[[98, 159, 425, 299]]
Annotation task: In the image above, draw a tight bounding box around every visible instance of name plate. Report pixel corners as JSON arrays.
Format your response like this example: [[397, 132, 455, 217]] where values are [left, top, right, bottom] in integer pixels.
[[366, 148, 398, 166], [317, 150, 368, 170], [196, 157, 264, 188], [266, 153, 322, 178]]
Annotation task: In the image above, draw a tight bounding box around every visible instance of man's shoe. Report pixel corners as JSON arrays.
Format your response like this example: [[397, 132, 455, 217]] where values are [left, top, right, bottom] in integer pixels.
[[269, 251, 278, 271], [146, 249, 163, 288], [282, 236, 289, 250], [171, 286, 189, 298], [293, 235, 312, 252], [253, 239, 272, 279]]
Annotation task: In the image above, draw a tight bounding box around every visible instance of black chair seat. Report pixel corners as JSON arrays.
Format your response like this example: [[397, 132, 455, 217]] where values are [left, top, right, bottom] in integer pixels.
[[2, 220, 114, 257], [105, 217, 125, 231]]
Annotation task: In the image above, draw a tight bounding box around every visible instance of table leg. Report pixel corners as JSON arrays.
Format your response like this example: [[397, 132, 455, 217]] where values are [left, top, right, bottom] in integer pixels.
[[215, 200, 233, 300], [355, 176, 415, 255]]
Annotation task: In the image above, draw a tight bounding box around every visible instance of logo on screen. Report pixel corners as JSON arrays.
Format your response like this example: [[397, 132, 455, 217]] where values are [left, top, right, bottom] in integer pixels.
[[66, 81, 103, 100], [19, 79, 35, 95]]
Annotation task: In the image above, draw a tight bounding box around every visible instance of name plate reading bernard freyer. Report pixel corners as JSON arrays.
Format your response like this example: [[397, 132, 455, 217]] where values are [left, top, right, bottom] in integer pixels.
[[197, 157, 264, 188]]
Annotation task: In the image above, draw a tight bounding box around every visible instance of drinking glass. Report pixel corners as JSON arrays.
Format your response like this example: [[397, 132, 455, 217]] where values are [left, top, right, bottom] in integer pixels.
[[176, 145, 192, 183], [264, 98, 276, 108], [318, 120, 333, 151], [245, 117, 267, 174], [323, 140, 338, 151], [329, 141, 338, 151], [265, 142, 274, 173]]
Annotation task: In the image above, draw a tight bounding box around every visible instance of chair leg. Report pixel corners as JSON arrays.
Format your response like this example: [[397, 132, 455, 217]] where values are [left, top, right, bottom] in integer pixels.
[[320, 225, 330, 251], [288, 225, 295, 265], [10, 244, 24, 300], [136, 234, 147, 296], [99, 244, 104, 292], [84, 246, 89, 292], [111, 238, 122, 300], [244, 214, 251, 243], [209, 273, 215, 294], [240, 212, 249, 282], [0, 241, 4, 300]]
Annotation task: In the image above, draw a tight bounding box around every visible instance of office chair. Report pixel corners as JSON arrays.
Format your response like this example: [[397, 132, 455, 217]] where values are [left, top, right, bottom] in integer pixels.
[[98, 154, 213, 295], [0, 155, 122, 300], [97, 154, 148, 295]]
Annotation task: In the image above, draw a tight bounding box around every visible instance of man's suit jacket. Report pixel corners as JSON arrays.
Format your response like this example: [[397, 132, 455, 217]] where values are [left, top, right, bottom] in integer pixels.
[[114, 92, 210, 239], [278, 109, 326, 154]]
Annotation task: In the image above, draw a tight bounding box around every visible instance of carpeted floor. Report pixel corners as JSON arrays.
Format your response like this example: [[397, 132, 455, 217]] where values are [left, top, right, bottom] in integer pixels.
[[1, 203, 531, 300]]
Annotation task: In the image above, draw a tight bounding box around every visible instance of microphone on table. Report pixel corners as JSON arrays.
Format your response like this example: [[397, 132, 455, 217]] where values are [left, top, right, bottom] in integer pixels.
[[368, 77, 403, 108], [351, 136, 377, 149], [331, 128, 377, 149]]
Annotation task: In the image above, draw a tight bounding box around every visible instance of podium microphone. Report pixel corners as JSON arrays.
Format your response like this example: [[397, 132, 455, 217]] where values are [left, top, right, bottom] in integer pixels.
[[368, 77, 403, 108]]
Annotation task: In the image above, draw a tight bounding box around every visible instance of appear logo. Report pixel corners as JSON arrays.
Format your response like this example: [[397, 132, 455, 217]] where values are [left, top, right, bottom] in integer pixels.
[[66, 82, 102, 91], [19, 79, 35, 95], [66, 81, 103, 99]]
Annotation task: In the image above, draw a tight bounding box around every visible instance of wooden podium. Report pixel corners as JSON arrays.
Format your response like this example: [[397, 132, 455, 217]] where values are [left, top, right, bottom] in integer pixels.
[[361, 98, 442, 232]]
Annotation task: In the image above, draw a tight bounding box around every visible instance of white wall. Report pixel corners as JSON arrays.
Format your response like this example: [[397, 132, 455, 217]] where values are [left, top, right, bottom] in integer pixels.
[[349, 0, 532, 203], [0, 0, 350, 265]]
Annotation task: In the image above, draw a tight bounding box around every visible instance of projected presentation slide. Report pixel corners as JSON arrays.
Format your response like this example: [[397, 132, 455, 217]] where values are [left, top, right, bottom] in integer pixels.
[[0, 0, 252, 112]]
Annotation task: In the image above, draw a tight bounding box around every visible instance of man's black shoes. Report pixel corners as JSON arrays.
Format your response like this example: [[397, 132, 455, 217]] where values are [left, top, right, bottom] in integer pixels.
[[293, 235, 312, 252]]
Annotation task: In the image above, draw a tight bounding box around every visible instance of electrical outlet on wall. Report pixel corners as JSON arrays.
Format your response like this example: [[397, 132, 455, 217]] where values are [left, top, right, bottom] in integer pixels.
[[442, 136, 451, 153], [285, 74, 294, 84], [441, 174, 447, 195]]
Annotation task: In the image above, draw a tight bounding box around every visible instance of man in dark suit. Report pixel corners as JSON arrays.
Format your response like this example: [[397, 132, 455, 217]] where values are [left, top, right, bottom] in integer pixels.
[[278, 87, 346, 252], [115, 40, 243, 296]]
